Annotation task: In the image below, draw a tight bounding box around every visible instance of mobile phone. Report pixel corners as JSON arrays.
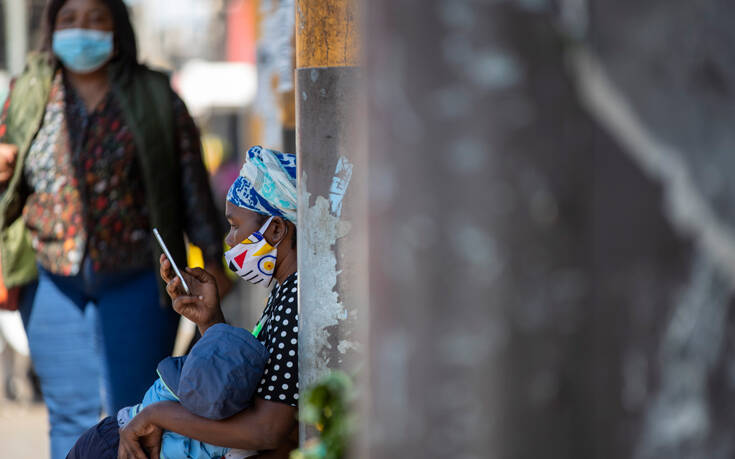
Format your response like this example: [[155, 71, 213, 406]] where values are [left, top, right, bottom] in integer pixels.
[[153, 228, 191, 294]]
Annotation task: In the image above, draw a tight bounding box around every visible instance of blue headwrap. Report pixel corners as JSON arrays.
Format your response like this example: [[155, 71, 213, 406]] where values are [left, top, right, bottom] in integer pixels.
[[226, 146, 297, 223]]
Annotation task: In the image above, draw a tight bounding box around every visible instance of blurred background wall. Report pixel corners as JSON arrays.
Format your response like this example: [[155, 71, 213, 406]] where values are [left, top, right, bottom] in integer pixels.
[[363, 1, 735, 458]]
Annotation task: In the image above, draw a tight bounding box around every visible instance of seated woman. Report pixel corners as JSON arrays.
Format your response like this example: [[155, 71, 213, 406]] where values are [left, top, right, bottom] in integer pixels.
[[123, 146, 299, 459], [69, 146, 300, 459]]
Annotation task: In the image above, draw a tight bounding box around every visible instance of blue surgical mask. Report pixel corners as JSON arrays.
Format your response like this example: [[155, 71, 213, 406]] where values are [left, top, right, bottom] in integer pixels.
[[52, 28, 113, 73]]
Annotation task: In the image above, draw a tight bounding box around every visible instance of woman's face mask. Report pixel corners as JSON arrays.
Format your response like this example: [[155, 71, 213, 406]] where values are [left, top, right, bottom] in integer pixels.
[[224, 217, 281, 286], [52, 28, 113, 73]]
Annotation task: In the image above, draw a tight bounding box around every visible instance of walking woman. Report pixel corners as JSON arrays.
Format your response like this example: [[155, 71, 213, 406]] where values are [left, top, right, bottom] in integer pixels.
[[0, 0, 227, 457]]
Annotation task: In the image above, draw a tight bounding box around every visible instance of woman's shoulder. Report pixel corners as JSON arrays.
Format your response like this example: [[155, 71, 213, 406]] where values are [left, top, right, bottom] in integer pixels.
[[127, 66, 193, 118], [125, 63, 171, 90], [136, 64, 171, 82], [263, 273, 298, 332], [282, 272, 298, 289], [8, 52, 55, 93]]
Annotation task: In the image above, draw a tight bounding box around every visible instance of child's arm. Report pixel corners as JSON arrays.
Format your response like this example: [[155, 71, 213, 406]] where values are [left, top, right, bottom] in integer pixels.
[[118, 379, 178, 430], [118, 397, 296, 458]]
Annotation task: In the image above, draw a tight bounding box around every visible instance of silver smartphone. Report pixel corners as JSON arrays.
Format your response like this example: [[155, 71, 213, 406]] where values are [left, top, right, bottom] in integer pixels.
[[153, 228, 191, 294]]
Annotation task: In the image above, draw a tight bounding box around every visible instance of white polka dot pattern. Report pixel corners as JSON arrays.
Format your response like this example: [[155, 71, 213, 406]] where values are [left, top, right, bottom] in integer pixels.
[[255, 273, 299, 406]]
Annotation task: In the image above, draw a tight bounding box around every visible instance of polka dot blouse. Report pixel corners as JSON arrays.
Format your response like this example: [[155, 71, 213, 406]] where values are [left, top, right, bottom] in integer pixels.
[[255, 272, 299, 406]]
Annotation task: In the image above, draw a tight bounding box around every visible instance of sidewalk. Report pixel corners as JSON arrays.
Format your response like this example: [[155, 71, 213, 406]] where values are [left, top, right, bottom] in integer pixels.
[[0, 401, 48, 458]]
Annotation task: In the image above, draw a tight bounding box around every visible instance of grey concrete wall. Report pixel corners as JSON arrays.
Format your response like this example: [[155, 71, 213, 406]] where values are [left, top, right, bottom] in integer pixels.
[[363, 0, 735, 458]]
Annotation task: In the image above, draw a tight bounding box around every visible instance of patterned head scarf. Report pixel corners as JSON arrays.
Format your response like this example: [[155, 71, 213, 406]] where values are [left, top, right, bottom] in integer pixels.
[[226, 146, 297, 223]]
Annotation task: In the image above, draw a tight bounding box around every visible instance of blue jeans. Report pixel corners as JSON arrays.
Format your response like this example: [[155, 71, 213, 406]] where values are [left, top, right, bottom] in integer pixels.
[[19, 260, 180, 459]]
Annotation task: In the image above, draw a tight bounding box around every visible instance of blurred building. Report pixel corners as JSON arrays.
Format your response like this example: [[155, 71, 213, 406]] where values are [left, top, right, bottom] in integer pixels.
[[126, 0, 228, 69], [0, 0, 43, 104]]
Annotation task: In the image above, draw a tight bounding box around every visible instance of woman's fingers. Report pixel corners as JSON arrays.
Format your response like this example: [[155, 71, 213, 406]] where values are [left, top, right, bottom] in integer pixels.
[[132, 446, 147, 459], [0, 143, 17, 170], [140, 426, 163, 459], [165, 277, 183, 297], [172, 294, 202, 309], [148, 444, 160, 459], [159, 254, 174, 282], [122, 446, 146, 459], [171, 294, 204, 316], [185, 266, 214, 283], [0, 147, 15, 181], [0, 143, 18, 159], [118, 439, 147, 459], [118, 411, 161, 459]]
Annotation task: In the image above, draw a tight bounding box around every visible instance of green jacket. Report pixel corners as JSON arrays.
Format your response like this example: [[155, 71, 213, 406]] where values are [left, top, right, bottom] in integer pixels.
[[0, 53, 187, 299]]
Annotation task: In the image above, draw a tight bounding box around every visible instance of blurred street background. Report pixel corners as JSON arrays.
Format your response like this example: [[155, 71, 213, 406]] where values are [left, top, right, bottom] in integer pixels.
[[0, 1, 283, 456]]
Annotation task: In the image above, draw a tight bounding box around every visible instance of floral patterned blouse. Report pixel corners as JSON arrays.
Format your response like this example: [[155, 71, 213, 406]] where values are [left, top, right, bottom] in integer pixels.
[[1, 71, 223, 275]]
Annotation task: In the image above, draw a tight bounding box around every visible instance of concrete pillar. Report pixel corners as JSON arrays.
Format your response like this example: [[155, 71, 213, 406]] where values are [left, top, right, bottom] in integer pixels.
[[364, 1, 735, 458], [295, 0, 363, 405], [364, 1, 509, 456]]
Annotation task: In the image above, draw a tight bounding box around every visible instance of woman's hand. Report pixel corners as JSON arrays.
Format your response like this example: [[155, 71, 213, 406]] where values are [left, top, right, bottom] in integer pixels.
[[118, 409, 162, 459], [0, 143, 18, 183], [160, 254, 225, 334], [205, 260, 234, 298]]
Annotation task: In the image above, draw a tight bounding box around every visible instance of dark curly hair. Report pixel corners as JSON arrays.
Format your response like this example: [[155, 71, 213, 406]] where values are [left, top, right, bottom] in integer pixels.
[[40, 0, 139, 72]]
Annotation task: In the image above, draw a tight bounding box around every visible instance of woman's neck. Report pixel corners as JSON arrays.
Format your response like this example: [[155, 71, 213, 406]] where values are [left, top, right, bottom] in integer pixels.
[[64, 66, 111, 111], [274, 246, 297, 285]]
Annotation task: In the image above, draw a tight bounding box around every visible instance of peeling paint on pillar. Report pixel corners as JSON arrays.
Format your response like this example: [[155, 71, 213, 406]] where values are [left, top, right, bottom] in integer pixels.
[[296, 65, 362, 387], [298, 173, 354, 388]]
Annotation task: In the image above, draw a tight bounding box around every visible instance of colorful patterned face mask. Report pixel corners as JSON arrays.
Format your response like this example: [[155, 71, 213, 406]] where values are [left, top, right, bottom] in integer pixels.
[[224, 217, 280, 286]]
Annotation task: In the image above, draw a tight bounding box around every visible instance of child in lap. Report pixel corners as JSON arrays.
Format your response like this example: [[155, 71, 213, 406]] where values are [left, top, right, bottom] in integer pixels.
[[68, 323, 268, 459]]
